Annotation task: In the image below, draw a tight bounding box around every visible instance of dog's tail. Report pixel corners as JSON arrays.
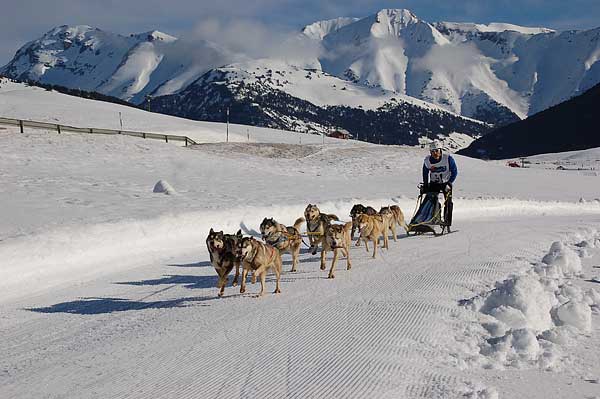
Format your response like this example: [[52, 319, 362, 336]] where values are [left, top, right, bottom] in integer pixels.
[[293, 217, 305, 231], [327, 213, 339, 221]]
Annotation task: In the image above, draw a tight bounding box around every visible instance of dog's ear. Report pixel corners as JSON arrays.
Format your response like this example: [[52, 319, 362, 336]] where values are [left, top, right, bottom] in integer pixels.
[[236, 229, 242, 236], [209, 228, 214, 234]]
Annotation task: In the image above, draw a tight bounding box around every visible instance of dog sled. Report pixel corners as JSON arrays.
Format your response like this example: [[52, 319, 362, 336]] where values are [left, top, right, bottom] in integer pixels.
[[406, 183, 453, 236]]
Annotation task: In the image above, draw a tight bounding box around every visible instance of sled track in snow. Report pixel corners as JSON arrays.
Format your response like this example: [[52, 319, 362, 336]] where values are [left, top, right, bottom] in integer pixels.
[[1, 216, 598, 398]]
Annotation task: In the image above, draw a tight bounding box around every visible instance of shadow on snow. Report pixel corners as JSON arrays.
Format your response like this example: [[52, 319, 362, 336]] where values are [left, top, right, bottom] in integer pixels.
[[27, 295, 214, 315]]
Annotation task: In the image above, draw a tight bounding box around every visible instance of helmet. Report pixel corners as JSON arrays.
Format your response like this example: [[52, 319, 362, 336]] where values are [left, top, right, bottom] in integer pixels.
[[429, 141, 442, 152]]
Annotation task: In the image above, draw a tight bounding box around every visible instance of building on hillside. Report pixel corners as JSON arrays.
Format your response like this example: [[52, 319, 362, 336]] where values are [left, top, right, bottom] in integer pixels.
[[328, 128, 352, 140]]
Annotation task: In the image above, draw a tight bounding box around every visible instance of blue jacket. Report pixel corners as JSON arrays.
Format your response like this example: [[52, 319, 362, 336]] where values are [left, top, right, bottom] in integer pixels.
[[423, 154, 458, 185]]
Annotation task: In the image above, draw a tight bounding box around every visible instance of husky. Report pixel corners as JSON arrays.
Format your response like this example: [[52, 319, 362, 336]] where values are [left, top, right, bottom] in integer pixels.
[[379, 205, 408, 241], [260, 217, 305, 272], [349, 204, 377, 243], [356, 213, 389, 258], [206, 228, 242, 297], [321, 221, 353, 279], [304, 204, 339, 255], [236, 237, 282, 297]]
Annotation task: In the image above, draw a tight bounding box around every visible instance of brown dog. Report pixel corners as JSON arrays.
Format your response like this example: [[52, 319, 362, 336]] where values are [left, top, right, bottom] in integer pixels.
[[356, 213, 389, 258], [349, 204, 377, 242], [304, 204, 339, 255], [206, 228, 242, 297], [320, 221, 353, 279], [260, 217, 305, 272], [237, 237, 282, 297], [379, 205, 408, 241]]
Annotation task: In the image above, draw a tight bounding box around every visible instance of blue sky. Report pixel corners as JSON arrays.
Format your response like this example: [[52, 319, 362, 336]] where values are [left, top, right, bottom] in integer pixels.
[[1, 0, 599, 66]]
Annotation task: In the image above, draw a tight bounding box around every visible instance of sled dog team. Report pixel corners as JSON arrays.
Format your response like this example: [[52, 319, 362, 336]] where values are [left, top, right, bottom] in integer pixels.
[[206, 203, 408, 297]]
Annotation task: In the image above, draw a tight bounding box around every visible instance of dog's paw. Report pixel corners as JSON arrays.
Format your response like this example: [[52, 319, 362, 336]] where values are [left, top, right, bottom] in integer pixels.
[[232, 281, 238, 287], [218, 292, 224, 297], [274, 288, 281, 294], [328, 273, 335, 279], [240, 287, 246, 294], [320, 264, 326, 270]]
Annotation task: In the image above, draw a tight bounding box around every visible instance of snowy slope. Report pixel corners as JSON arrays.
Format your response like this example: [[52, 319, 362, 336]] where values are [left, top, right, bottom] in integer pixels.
[[150, 61, 489, 145], [201, 58, 446, 111], [3, 10, 599, 126], [1, 124, 600, 399], [0, 85, 599, 397], [301, 17, 361, 40], [307, 9, 600, 120], [0, 25, 236, 104], [0, 77, 341, 145]]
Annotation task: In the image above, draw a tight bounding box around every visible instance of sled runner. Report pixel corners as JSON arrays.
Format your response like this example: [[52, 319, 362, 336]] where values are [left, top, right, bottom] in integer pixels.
[[406, 183, 453, 236]]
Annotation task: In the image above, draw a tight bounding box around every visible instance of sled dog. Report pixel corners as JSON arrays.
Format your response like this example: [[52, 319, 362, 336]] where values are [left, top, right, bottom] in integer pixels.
[[349, 204, 377, 243], [206, 228, 242, 297], [304, 204, 339, 255], [379, 205, 408, 241], [356, 213, 389, 258], [321, 221, 353, 279], [237, 237, 282, 296], [260, 217, 305, 272]]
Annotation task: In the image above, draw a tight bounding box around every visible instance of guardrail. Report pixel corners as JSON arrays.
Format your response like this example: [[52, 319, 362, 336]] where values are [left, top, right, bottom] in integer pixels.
[[0, 116, 198, 146]]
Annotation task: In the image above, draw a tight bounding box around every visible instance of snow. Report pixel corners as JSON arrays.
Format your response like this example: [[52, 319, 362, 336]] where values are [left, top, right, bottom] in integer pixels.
[[4, 13, 600, 125], [214, 59, 447, 112], [0, 77, 344, 145], [302, 17, 361, 40], [1, 89, 599, 398], [436, 21, 555, 35]]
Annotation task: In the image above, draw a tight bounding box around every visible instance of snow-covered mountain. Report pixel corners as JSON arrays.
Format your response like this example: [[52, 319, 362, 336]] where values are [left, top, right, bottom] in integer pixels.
[[149, 59, 489, 145], [2, 9, 599, 130], [0, 25, 236, 104], [458, 81, 600, 159], [307, 9, 600, 121]]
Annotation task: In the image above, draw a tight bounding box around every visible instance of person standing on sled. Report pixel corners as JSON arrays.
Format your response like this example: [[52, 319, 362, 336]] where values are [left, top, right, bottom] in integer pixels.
[[422, 142, 458, 230]]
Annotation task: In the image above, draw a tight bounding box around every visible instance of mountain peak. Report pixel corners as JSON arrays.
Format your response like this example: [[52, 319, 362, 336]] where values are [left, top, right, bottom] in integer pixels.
[[301, 17, 360, 40], [130, 30, 177, 43], [46, 25, 98, 39], [375, 8, 419, 25]]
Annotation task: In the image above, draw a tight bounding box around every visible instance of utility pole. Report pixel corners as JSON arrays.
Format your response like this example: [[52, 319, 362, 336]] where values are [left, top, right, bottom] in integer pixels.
[[226, 106, 230, 143], [118, 112, 123, 130], [247, 128, 249, 142], [145, 94, 152, 112]]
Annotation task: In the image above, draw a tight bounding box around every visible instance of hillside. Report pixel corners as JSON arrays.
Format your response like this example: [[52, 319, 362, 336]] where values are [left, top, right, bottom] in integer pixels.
[[458, 82, 600, 159]]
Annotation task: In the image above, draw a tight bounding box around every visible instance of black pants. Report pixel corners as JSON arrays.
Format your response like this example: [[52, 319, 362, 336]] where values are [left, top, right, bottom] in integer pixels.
[[425, 183, 453, 226]]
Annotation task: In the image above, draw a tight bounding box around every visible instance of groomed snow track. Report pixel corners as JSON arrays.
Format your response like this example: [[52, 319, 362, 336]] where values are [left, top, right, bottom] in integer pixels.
[[1, 201, 599, 398]]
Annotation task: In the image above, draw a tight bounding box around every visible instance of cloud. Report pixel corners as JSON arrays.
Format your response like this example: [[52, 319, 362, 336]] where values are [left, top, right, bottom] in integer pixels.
[[190, 17, 322, 63]]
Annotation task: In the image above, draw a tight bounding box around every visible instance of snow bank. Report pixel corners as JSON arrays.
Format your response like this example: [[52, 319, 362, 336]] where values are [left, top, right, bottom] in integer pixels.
[[1, 197, 599, 303], [461, 231, 600, 370], [538, 241, 583, 277], [0, 197, 384, 302]]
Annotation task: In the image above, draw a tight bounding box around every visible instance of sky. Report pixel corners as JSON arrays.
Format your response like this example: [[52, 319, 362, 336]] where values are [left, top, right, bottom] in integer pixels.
[[1, 0, 600, 66]]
